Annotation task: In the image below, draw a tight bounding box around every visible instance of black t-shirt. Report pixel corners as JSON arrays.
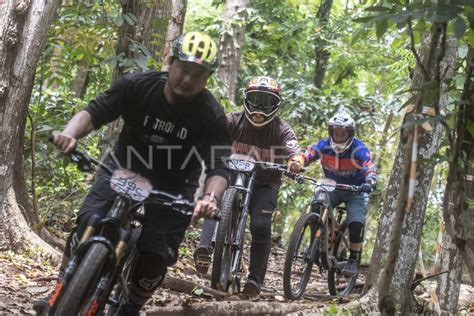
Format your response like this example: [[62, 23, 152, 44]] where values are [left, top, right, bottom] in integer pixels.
[[84, 71, 230, 191]]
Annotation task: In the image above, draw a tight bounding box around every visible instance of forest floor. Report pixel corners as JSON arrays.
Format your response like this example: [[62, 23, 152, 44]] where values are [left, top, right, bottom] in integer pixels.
[[1, 226, 473, 315]]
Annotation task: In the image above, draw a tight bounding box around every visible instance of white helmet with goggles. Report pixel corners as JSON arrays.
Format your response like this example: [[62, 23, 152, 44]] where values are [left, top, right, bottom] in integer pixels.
[[328, 112, 355, 153], [243, 76, 282, 127]]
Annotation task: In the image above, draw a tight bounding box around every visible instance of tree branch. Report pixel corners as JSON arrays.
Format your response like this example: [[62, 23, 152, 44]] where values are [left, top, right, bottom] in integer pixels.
[[406, 0, 430, 81]]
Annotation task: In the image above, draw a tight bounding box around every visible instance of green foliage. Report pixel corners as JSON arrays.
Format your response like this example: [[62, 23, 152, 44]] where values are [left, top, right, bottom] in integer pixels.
[[24, 1, 121, 236], [353, 0, 474, 43], [24, 89, 100, 237]]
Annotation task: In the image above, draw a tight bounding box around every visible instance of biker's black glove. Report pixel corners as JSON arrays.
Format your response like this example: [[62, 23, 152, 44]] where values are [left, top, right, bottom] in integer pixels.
[[360, 178, 376, 193], [360, 183, 373, 193]]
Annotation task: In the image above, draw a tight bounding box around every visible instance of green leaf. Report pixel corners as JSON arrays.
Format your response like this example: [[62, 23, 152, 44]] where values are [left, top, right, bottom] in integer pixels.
[[328, 305, 338, 314], [451, 0, 474, 6], [353, 16, 376, 23], [411, 8, 428, 20], [192, 287, 204, 296], [127, 13, 138, 24], [365, 6, 391, 12], [114, 15, 124, 27], [467, 122, 474, 137], [123, 13, 136, 26], [376, 19, 388, 38], [467, 30, 474, 46], [390, 36, 404, 48], [136, 53, 149, 71], [453, 18, 467, 39], [427, 7, 461, 23], [390, 12, 409, 24]]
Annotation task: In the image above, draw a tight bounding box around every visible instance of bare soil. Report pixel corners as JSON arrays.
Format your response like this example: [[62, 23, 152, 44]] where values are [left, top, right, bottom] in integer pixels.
[[0, 227, 473, 315]]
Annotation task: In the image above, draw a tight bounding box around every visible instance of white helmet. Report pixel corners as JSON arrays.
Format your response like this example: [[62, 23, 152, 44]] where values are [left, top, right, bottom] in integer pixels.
[[328, 112, 355, 153], [243, 76, 282, 127]]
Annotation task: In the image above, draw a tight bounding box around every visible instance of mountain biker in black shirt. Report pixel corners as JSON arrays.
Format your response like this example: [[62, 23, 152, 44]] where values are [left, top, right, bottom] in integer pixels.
[[34, 32, 230, 315]]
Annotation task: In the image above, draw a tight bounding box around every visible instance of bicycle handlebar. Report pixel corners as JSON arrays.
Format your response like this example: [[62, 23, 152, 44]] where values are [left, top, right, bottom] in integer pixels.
[[48, 136, 195, 216], [251, 160, 363, 192]]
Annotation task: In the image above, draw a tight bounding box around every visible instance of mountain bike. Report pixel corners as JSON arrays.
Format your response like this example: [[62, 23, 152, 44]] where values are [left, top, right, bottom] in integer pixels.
[[41, 142, 194, 315], [210, 154, 296, 294], [283, 177, 362, 300]]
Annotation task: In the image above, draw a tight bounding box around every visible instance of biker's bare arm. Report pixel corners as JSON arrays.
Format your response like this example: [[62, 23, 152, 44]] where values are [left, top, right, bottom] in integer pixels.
[[53, 110, 94, 153], [192, 175, 228, 221]]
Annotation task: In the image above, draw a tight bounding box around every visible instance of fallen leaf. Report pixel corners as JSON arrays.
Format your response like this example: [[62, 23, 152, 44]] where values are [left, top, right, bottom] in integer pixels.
[[191, 287, 203, 296], [26, 286, 50, 294], [275, 295, 285, 302]]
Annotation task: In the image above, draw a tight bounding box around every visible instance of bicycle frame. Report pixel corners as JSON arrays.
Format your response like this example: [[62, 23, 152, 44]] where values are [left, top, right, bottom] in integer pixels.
[[312, 201, 347, 271], [210, 165, 257, 291], [228, 169, 257, 281], [310, 182, 358, 272], [211, 157, 289, 293]]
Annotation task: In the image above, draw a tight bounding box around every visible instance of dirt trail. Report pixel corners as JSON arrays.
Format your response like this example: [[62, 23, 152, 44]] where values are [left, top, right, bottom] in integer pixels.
[[0, 229, 472, 315]]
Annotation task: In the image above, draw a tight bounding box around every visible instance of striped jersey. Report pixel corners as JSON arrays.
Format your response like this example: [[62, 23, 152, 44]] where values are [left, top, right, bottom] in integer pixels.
[[302, 138, 376, 185]]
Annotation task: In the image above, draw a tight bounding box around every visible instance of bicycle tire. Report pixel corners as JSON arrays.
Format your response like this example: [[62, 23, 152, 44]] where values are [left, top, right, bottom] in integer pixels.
[[327, 220, 359, 296], [55, 243, 110, 315], [211, 187, 239, 291], [104, 228, 141, 316], [283, 211, 319, 300]]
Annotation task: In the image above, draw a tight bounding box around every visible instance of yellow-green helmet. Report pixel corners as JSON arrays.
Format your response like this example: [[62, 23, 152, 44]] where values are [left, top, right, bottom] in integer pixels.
[[171, 32, 218, 71]]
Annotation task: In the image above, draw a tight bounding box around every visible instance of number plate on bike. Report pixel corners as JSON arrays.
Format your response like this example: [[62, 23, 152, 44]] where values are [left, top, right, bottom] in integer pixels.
[[316, 178, 337, 192], [110, 169, 152, 202], [228, 158, 255, 172]]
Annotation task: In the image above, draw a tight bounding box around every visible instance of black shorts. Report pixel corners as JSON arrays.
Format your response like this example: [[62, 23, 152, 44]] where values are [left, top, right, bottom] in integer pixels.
[[76, 172, 193, 266]]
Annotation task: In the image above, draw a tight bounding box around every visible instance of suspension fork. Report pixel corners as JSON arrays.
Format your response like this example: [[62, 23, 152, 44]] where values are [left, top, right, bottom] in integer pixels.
[[86, 229, 132, 315], [314, 201, 336, 268], [44, 214, 102, 314]]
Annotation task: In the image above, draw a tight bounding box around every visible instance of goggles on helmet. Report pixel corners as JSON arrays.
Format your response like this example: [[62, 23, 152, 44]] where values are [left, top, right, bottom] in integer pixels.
[[245, 91, 281, 114]]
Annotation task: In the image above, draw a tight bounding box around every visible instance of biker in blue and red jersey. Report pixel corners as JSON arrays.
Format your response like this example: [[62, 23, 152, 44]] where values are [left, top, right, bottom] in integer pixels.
[[288, 111, 376, 276]]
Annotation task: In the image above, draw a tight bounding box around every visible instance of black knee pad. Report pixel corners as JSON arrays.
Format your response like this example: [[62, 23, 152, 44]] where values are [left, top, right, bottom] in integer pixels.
[[348, 222, 365, 243], [132, 252, 167, 291]]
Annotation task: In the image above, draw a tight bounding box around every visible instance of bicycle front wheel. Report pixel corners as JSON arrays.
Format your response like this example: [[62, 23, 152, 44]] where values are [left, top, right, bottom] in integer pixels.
[[105, 228, 141, 316], [55, 243, 110, 315], [211, 187, 239, 291], [283, 212, 319, 300], [327, 220, 359, 296]]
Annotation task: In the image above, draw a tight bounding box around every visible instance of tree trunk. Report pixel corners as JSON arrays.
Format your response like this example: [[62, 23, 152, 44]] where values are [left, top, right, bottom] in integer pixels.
[[113, 0, 170, 81], [313, 0, 333, 89], [216, 0, 250, 104], [161, 0, 187, 71], [436, 227, 463, 314], [0, 0, 62, 263], [363, 27, 457, 314], [442, 47, 474, 283]]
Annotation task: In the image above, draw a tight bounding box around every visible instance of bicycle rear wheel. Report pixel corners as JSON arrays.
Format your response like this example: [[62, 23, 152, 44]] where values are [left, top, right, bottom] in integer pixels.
[[55, 243, 110, 315], [327, 220, 359, 296], [283, 212, 319, 300], [211, 188, 239, 291]]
